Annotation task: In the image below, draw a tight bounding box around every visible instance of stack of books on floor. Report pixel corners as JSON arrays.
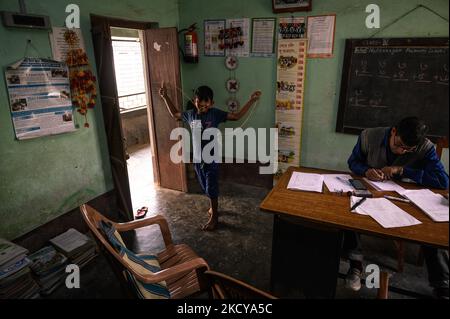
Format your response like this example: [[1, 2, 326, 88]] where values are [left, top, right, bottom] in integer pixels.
[[28, 246, 69, 295], [50, 228, 97, 268], [0, 238, 40, 299]]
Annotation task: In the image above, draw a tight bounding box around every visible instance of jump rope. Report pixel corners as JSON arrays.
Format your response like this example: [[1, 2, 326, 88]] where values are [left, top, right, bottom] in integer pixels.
[[162, 82, 260, 134]]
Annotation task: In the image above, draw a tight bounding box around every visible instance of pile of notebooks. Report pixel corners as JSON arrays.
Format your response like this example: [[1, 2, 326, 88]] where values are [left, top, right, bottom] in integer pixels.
[[28, 246, 69, 295], [0, 238, 40, 299], [50, 228, 97, 268]]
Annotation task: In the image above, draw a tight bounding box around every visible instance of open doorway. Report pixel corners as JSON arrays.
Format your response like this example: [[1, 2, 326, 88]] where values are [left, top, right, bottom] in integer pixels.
[[91, 15, 188, 221], [110, 27, 155, 214]]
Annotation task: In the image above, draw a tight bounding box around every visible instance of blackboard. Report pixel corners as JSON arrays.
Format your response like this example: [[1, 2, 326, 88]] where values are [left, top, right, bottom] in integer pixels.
[[337, 38, 449, 139]]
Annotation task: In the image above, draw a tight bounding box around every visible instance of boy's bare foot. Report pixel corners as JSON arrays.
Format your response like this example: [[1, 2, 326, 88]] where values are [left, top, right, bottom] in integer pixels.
[[202, 218, 218, 231]]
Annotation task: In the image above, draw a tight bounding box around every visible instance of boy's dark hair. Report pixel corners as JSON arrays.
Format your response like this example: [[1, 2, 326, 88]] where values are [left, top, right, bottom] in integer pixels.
[[194, 86, 214, 102], [395, 116, 428, 146]]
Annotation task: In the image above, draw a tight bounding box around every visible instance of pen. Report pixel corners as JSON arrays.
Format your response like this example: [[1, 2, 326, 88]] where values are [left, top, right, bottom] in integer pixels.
[[383, 195, 411, 203], [350, 197, 367, 211]]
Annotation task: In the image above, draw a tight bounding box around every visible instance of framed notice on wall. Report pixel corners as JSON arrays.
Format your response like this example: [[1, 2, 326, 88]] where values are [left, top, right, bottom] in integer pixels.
[[272, 0, 312, 13], [251, 18, 276, 57], [307, 14, 336, 58]]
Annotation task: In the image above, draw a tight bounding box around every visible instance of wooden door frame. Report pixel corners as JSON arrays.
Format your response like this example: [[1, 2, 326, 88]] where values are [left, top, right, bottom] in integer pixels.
[[90, 14, 161, 187]]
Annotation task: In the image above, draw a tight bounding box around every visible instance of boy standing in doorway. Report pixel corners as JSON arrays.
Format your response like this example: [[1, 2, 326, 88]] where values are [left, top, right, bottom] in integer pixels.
[[160, 84, 261, 231]]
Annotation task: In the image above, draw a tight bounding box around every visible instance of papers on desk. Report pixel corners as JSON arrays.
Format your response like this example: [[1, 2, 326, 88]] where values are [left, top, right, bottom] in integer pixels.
[[323, 174, 355, 193], [287, 172, 355, 193], [364, 178, 405, 193], [350, 196, 369, 215], [350, 196, 422, 228], [287, 172, 324, 193], [400, 189, 449, 222]]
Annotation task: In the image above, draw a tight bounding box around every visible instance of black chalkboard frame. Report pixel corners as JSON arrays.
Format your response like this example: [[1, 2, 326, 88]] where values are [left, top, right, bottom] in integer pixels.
[[336, 37, 449, 141]]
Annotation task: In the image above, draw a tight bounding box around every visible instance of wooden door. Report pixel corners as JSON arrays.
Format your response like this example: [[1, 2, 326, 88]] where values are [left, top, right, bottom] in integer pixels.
[[144, 28, 187, 192], [90, 15, 133, 220]]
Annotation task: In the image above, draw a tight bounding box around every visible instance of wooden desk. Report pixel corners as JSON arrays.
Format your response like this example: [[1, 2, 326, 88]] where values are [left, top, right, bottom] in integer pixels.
[[261, 166, 448, 248], [260, 166, 449, 298]]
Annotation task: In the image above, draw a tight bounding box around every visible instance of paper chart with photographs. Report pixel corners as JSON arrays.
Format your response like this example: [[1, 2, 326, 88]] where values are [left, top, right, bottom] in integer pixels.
[[225, 18, 250, 57], [275, 39, 307, 177], [5, 58, 76, 140], [204, 20, 226, 56], [278, 17, 306, 39], [50, 27, 86, 62]]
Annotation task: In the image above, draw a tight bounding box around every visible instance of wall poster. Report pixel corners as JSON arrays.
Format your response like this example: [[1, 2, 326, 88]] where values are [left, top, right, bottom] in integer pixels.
[[50, 27, 86, 62], [278, 16, 307, 39], [225, 18, 251, 57], [307, 14, 336, 58], [204, 19, 226, 56], [5, 58, 75, 140], [275, 39, 308, 178]]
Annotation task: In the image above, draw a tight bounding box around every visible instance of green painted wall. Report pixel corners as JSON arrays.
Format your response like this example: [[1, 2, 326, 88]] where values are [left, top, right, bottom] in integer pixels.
[[0, 0, 179, 240], [179, 0, 449, 168], [1, 0, 448, 240]]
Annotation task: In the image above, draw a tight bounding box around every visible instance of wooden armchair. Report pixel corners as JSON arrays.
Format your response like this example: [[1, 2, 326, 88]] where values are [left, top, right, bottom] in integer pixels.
[[80, 204, 210, 299], [204, 270, 277, 299]]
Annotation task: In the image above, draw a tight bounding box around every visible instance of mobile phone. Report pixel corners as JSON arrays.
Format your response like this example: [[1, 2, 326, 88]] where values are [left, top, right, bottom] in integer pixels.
[[349, 179, 367, 190]]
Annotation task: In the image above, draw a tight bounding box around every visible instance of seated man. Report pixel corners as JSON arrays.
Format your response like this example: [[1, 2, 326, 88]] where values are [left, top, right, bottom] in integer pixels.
[[346, 116, 449, 298]]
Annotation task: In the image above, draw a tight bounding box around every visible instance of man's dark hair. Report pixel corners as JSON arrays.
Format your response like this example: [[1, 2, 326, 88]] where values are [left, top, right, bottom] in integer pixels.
[[194, 86, 214, 102], [395, 116, 429, 146]]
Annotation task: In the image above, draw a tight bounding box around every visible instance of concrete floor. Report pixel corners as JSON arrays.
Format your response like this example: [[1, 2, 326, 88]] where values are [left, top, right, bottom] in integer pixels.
[[47, 146, 436, 299], [126, 144, 156, 214]]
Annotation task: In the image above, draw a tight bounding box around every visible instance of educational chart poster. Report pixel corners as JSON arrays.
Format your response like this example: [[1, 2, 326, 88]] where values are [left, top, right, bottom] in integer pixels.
[[5, 57, 76, 140], [204, 20, 226, 56], [275, 39, 308, 178], [307, 15, 336, 58], [49, 27, 86, 62]]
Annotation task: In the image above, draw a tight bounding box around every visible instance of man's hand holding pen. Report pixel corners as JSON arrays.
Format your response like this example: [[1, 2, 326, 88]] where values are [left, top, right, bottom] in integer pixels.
[[365, 166, 404, 181], [365, 168, 385, 181]]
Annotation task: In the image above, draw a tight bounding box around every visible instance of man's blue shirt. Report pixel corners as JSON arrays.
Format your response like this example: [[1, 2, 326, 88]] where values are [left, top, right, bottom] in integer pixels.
[[348, 129, 449, 189]]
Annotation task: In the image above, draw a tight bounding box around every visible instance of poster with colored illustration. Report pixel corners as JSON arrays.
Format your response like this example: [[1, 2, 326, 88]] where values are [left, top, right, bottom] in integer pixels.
[[5, 58, 76, 140], [275, 39, 307, 178], [204, 20, 226, 56]]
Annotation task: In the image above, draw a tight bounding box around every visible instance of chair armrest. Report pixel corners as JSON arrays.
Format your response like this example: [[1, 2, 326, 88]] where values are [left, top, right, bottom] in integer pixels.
[[134, 257, 209, 284], [115, 215, 173, 247]]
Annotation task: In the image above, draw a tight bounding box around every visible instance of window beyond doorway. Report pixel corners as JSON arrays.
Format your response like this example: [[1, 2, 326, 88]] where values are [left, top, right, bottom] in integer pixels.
[[111, 27, 147, 113], [110, 27, 155, 215]]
